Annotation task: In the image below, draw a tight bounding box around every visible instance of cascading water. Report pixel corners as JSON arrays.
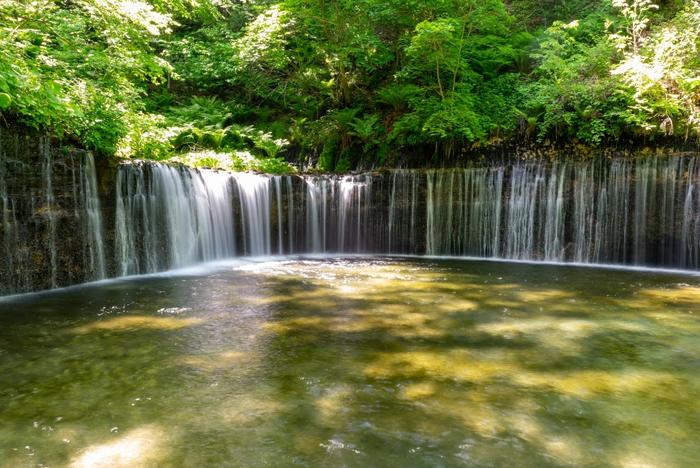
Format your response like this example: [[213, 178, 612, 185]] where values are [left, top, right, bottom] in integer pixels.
[[543, 163, 567, 261], [305, 177, 326, 253], [336, 175, 371, 253], [274, 176, 284, 255], [0, 135, 20, 290], [424, 157, 700, 267], [5, 149, 700, 296], [387, 170, 420, 253], [679, 158, 700, 268], [572, 164, 596, 263], [79, 152, 106, 280], [41, 138, 58, 288], [505, 164, 544, 260], [112, 155, 700, 276], [233, 172, 272, 256], [426, 168, 504, 257], [286, 176, 295, 253], [115, 163, 239, 275]]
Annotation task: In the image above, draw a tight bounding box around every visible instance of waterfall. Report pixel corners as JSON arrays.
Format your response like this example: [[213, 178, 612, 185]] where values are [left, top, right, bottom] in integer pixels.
[[41, 138, 58, 288], [424, 167, 506, 257], [387, 171, 398, 252], [305, 177, 325, 253], [0, 135, 15, 282], [7, 149, 700, 296], [543, 163, 567, 261], [61, 154, 700, 285], [115, 164, 156, 276], [595, 160, 631, 264], [681, 158, 700, 268], [274, 176, 284, 254], [505, 165, 545, 260], [658, 157, 680, 265], [233, 172, 271, 256], [336, 175, 371, 253], [386, 170, 421, 253], [634, 158, 657, 264], [416, 156, 700, 267], [80, 153, 106, 280], [116, 163, 239, 275], [286, 176, 295, 253], [572, 164, 596, 263], [337, 176, 353, 252]]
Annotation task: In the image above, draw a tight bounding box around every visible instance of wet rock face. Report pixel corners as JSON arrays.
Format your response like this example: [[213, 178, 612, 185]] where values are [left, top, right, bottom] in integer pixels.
[[0, 126, 114, 295]]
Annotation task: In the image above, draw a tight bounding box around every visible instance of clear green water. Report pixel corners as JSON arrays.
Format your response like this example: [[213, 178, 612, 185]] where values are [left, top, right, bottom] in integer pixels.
[[0, 258, 698, 467]]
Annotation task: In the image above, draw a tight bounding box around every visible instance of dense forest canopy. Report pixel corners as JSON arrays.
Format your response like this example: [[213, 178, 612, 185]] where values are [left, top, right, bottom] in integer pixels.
[[0, 0, 698, 171]]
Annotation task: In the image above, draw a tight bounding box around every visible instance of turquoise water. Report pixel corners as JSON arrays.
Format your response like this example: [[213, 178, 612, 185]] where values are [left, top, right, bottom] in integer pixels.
[[0, 258, 698, 467]]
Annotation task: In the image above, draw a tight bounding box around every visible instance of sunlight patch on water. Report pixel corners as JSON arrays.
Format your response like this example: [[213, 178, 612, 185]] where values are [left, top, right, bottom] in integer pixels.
[[218, 396, 286, 425], [69, 425, 168, 468], [514, 369, 685, 399], [400, 382, 438, 400], [476, 317, 596, 336], [476, 318, 598, 354], [616, 451, 671, 468], [366, 350, 685, 400], [615, 285, 700, 315], [315, 385, 354, 422], [364, 350, 516, 383], [516, 289, 577, 302], [502, 412, 586, 466], [72, 316, 203, 333], [178, 351, 251, 370]]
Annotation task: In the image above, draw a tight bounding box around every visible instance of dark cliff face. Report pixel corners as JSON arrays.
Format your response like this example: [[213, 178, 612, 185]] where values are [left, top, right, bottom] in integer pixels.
[[0, 126, 117, 295]]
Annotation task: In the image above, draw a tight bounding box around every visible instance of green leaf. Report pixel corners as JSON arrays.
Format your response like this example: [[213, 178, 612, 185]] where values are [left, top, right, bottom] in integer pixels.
[[0, 93, 11, 109]]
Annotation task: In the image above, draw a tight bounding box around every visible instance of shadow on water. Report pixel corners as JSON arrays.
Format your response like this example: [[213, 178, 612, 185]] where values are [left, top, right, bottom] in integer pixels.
[[0, 257, 698, 467]]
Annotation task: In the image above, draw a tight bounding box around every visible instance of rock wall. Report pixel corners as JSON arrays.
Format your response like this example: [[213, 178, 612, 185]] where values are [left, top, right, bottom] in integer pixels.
[[0, 126, 115, 295]]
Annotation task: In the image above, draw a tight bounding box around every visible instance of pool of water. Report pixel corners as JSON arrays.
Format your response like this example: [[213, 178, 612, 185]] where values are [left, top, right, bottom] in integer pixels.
[[0, 257, 698, 467]]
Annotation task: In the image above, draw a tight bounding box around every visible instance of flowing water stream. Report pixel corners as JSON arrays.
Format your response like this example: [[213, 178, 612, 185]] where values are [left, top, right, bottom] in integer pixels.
[[0, 257, 698, 467]]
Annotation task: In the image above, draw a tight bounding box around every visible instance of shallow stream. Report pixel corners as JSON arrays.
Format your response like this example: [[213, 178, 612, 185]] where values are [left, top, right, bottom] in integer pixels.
[[1, 257, 698, 467]]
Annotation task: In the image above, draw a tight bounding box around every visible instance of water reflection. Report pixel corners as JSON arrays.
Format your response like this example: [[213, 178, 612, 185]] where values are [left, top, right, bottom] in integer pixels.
[[0, 258, 698, 467]]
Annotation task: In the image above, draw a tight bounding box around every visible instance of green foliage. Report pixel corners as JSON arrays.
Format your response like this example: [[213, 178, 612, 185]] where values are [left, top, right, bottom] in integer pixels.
[[611, 0, 700, 138], [377, 85, 423, 111], [317, 134, 340, 172], [172, 149, 295, 174], [507, 0, 602, 29], [117, 113, 172, 160], [519, 11, 633, 144], [0, 93, 11, 109], [384, 0, 522, 148], [349, 115, 381, 144], [253, 156, 295, 174], [1, 0, 698, 171], [0, 0, 179, 154]]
